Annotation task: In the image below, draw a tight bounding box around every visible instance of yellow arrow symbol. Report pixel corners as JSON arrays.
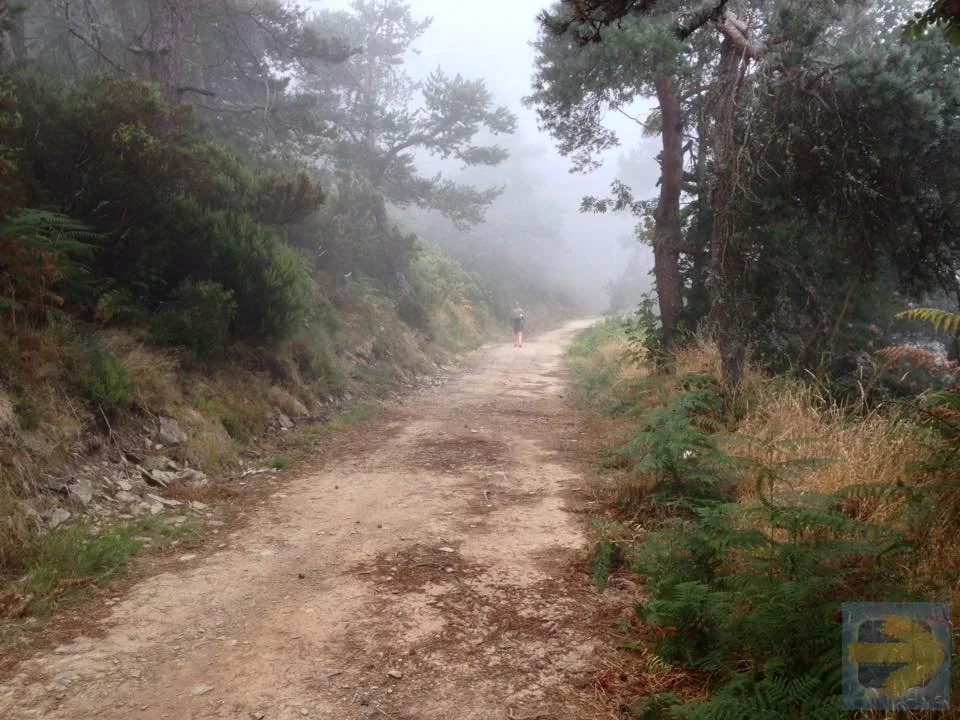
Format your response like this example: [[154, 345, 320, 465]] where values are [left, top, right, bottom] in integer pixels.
[[848, 614, 947, 696]]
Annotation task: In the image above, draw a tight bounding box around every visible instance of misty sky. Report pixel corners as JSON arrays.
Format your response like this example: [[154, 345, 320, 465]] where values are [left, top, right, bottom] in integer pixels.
[[306, 0, 660, 309]]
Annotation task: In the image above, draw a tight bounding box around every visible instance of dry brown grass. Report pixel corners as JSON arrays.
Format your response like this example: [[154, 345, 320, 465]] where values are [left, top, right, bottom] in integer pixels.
[[675, 342, 721, 377], [0, 488, 38, 574], [733, 381, 938, 521], [655, 343, 938, 524], [583, 339, 945, 522], [266, 385, 308, 418], [600, 337, 650, 382], [0, 391, 17, 438], [179, 407, 239, 471], [99, 331, 183, 414]]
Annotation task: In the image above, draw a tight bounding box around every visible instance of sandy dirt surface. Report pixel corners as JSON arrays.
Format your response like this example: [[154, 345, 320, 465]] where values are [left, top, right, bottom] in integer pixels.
[[0, 319, 617, 720]]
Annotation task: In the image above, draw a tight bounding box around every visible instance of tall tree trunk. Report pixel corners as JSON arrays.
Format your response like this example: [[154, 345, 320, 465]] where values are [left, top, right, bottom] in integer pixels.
[[10, 9, 26, 64], [652, 75, 685, 352], [148, 0, 189, 99], [371, 192, 390, 238], [709, 38, 750, 389]]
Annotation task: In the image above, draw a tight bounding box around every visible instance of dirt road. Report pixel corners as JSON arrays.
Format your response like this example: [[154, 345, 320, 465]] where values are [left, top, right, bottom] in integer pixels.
[[1, 319, 609, 720]]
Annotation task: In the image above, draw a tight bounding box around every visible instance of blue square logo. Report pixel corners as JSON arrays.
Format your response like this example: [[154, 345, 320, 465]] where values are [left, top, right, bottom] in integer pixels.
[[843, 602, 951, 711]]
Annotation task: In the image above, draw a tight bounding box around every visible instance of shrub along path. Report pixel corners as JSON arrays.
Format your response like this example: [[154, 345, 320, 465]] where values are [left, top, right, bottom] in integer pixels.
[[0, 320, 621, 720]]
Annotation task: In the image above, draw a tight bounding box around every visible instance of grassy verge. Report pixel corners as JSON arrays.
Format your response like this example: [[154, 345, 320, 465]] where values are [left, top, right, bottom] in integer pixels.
[[568, 320, 960, 719], [0, 516, 198, 622]]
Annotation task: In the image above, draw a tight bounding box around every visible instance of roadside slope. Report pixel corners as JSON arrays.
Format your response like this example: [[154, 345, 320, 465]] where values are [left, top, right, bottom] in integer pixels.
[[1, 320, 607, 720]]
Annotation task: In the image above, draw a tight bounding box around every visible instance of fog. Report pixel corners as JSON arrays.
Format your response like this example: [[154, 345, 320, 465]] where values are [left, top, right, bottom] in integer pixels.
[[308, 0, 658, 312]]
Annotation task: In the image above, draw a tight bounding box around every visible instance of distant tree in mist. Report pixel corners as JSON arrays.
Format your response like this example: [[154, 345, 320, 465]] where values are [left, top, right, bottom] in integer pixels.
[[304, 0, 517, 237]]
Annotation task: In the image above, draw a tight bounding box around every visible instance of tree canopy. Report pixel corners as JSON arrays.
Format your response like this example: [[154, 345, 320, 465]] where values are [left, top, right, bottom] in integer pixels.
[[530, 0, 960, 388]]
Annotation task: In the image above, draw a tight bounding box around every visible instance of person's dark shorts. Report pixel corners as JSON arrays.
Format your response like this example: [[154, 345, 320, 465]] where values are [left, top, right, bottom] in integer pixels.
[[512, 317, 524, 332]]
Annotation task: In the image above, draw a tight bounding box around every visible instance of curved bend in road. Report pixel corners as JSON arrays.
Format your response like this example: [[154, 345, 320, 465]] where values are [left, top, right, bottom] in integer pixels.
[[2, 320, 605, 720]]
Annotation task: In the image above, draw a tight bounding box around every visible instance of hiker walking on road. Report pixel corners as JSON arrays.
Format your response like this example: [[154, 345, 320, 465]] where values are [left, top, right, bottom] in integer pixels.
[[511, 302, 525, 348]]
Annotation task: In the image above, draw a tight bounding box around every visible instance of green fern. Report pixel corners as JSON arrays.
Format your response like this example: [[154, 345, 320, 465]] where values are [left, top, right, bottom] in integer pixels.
[[616, 373, 737, 503], [630, 692, 680, 720], [0, 210, 97, 330], [570, 326, 957, 717], [896, 307, 960, 333], [591, 539, 621, 591], [0, 210, 100, 249], [673, 662, 843, 720]]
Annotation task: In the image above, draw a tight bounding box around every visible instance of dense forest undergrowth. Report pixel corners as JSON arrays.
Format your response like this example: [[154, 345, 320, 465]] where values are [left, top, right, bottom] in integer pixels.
[[568, 319, 960, 719], [0, 0, 580, 628]]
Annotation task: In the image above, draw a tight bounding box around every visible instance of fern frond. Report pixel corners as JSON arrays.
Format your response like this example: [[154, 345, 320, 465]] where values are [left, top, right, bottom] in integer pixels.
[[896, 307, 960, 334], [0, 210, 99, 251], [876, 345, 960, 378], [592, 540, 621, 591]]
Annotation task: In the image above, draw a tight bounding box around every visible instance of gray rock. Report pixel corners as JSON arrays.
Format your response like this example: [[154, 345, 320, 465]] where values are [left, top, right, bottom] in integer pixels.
[[146, 493, 182, 508], [190, 684, 214, 696], [115, 491, 140, 505], [68, 477, 94, 506], [277, 413, 294, 430], [45, 508, 71, 529], [143, 469, 179, 487], [117, 478, 133, 492], [176, 468, 208, 485], [387, 669, 403, 679], [141, 456, 176, 472], [158, 416, 188, 445]]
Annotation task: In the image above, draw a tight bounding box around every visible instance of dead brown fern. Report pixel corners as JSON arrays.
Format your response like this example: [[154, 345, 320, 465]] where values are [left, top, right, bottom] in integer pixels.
[[876, 345, 960, 381]]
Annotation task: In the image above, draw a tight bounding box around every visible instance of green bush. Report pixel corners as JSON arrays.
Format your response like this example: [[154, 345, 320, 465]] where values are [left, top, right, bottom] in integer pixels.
[[76, 347, 134, 413], [13, 74, 319, 348], [4, 516, 199, 615], [152, 279, 237, 356], [396, 291, 431, 332], [630, 693, 680, 720], [623, 449, 911, 718], [267, 456, 290, 469], [600, 372, 734, 504], [197, 211, 313, 343], [591, 539, 622, 591]]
